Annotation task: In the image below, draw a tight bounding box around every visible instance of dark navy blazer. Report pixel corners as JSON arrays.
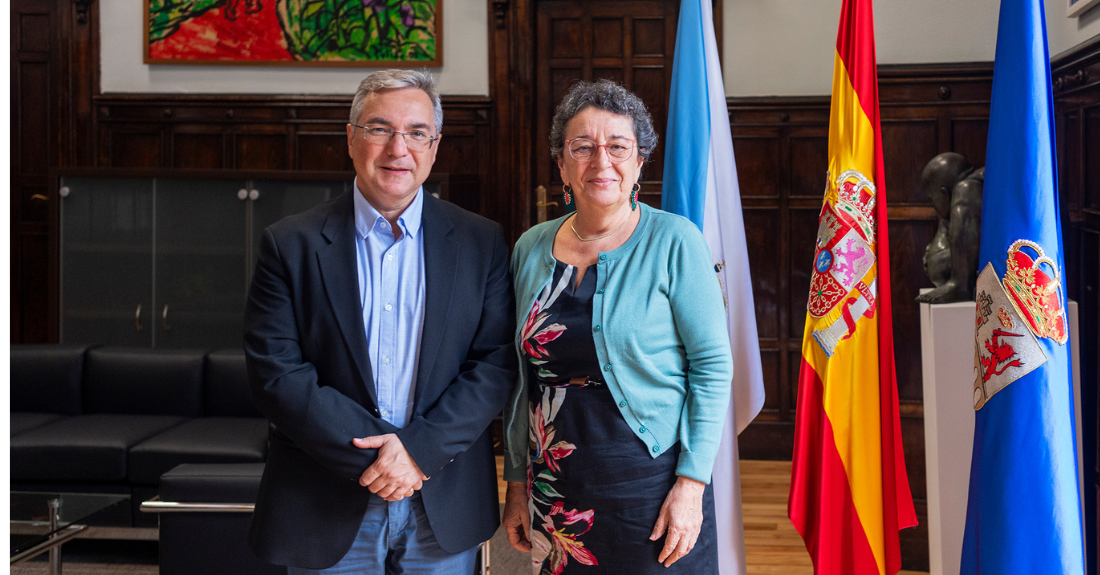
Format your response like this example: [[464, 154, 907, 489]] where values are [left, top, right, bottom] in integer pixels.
[[244, 190, 516, 569]]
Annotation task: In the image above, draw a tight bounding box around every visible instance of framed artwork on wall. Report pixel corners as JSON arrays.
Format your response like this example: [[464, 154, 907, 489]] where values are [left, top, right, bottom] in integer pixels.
[[1068, 0, 1100, 17], [145, 0, 441, 65]]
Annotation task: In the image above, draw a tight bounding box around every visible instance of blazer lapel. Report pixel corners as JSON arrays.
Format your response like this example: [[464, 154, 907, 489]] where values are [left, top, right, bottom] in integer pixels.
[[415, 195, 458, 410], [316, 191, 377, 410]]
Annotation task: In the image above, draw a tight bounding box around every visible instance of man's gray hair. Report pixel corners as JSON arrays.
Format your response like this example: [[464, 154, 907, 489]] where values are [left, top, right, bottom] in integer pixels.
[[549, 79, 658, 163], [349, 69, 443, 133]]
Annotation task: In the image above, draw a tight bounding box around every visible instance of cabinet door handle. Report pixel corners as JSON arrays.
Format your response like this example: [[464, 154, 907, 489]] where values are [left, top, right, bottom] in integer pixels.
[[161, 305, 170, 332], [237, 189, 249, 201], [135, 304, 143, 332], [248, 189, 260, 201]]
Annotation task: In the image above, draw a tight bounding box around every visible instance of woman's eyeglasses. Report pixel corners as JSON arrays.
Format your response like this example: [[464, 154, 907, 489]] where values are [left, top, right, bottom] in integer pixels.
[[566, 137, 636, 162]]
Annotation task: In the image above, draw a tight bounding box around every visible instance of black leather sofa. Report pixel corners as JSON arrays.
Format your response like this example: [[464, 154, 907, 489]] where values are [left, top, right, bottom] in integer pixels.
[[10, 345, 270, 528]]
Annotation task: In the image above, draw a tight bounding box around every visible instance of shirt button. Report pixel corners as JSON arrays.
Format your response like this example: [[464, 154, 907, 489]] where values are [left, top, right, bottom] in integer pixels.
[[639, 426, 647, 433], [652, 445, 660, 453], [380, 409, 389, 417], [593, 325, 601, 332], [385, 304, 393, 311], [599, 254, 607, 261], [603, 364, 611, 372], [383, 357, 391, 364], [386, 254, 394, 261], [618, 400, 627, 407]]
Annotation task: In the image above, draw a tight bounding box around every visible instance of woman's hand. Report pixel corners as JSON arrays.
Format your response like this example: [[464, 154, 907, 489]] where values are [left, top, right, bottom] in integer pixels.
[[502, 481, 532, 552], [649, 475, 706, 567]]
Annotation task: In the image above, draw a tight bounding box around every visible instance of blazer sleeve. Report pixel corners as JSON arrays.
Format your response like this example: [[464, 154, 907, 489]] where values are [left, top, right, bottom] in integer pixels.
[[245, 227, 399, 481], [395, 225, 518, 477], [668, 228, 734, 483]]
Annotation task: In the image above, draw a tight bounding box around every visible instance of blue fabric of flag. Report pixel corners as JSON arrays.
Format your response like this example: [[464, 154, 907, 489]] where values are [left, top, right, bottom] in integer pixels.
[[661, 2, 767, 574], [660, 0, 708, 228], [960, 0, 1084, 573]]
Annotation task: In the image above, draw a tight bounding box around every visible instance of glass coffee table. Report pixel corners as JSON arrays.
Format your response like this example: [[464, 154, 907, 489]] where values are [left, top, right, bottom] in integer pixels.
[[10, 492, 130, 574]]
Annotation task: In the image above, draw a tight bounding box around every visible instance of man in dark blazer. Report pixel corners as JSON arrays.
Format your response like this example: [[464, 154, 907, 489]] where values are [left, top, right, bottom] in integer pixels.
[[244, 69, 516, 573]]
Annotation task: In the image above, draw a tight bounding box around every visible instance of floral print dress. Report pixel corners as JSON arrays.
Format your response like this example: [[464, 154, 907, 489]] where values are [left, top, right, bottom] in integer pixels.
[[521, 260, 718, 575]]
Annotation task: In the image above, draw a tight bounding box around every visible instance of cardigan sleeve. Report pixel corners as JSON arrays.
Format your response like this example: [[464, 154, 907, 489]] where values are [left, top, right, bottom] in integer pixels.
[[502, 230, 538, 483], [667, 228, 734, 483]]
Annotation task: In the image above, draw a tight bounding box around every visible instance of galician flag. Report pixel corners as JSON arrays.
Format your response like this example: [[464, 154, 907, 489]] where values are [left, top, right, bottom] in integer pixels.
[[786, 0, 917, 574], [661, 0, 766, 573], [961, 0, 1085, 572]]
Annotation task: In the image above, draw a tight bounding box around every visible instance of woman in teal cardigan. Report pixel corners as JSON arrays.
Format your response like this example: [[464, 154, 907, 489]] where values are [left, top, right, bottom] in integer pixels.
[[501, 80, 734, 574]]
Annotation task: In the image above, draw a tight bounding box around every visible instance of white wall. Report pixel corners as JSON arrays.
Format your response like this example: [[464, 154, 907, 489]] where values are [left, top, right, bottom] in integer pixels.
[[99, 0, 489, 95], [100, 0, 1098, 97], [1048, 0, 1100, 56], [723, 0, 1100, 97]]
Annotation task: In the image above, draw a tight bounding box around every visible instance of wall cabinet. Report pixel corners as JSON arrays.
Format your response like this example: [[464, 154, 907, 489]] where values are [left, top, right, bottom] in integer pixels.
[[57, 171, 352, 349]]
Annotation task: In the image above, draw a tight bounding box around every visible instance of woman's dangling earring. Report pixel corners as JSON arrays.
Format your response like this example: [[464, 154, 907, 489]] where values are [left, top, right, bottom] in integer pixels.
[[630, 182, 640, 211], [563, 184, 575, 211]]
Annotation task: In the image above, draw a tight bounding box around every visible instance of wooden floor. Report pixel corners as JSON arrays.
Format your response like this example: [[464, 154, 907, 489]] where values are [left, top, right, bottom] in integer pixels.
[[498, 457, 929, 575]]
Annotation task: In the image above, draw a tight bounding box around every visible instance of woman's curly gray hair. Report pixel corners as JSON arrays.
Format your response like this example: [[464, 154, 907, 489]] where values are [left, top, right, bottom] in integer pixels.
[[549, 80, 658, 163]]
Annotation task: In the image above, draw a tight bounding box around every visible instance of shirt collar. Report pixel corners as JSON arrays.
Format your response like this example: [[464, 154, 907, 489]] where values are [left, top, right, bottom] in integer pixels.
[[353, 181, 425, 240]]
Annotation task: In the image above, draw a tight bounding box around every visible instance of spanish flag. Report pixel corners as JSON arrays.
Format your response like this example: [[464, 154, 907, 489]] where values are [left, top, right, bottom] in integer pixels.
[[787, 0, 917, 573]]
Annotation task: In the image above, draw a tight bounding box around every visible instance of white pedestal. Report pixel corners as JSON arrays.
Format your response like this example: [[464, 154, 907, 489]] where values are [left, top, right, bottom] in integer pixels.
[[919, 298, 1081, 575]]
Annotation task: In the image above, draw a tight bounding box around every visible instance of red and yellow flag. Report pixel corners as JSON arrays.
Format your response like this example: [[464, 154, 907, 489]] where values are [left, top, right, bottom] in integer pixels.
[[787, 0, 917, 574]]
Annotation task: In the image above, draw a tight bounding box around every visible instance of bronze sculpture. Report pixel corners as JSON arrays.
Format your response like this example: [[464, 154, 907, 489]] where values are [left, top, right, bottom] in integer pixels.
[[916, 152, 984, 304]]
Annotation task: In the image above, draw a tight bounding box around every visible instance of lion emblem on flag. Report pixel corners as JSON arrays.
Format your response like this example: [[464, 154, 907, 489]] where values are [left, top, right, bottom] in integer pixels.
[[808, 170, 878, 319]]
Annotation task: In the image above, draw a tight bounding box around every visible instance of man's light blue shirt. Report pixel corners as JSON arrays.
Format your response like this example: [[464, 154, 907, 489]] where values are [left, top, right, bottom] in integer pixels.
[[352, 182, 426, 429]]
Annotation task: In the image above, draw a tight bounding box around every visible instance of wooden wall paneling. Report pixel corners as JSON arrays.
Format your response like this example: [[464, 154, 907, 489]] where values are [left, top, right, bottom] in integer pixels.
[[171, 127, 226, 169], [297, 130, 352, 172], [880, 118, 938, 205], [232, 130, 290, 170], [108, 128, 166, 168], [1056, 37, 1100, 575], [11, 0, 63, 343], [1052, 35, 1100, 575], [949, 117, 990, 170]]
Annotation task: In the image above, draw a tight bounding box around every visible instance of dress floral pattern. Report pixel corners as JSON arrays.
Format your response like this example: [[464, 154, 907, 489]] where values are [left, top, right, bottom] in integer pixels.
[[528, 386, 598, 574], [522, 263, 599, 574]]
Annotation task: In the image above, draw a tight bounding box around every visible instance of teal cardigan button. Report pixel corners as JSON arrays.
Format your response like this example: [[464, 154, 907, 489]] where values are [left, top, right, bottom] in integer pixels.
[[618, 400, 627, 407], [651, 445, 660, 453]]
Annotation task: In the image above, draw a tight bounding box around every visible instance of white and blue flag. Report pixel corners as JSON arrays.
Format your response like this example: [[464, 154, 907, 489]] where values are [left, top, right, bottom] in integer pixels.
[[661, 0, 766, 573]]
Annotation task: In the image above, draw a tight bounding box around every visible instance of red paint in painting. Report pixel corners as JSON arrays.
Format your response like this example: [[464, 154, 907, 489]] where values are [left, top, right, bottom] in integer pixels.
[[150, 0, 292, 61]]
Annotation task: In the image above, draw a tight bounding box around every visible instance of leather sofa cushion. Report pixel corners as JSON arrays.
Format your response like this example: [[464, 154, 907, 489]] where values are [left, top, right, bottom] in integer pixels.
[[10, 345, 88, 415], [85, 348, 205, 417], [159, 462, 266, 503], [205, 350, 261, 418], [11, 413, 66, 437], [128, 418, 269, 485], [11, 414, 187, 482]]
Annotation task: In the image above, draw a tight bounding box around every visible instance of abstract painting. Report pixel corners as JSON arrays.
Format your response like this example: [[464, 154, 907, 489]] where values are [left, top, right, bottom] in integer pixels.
[[146, 0, 440, 65]]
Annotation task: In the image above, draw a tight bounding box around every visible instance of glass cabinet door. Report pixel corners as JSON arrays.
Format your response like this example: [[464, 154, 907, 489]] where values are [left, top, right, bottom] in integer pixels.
[[248, 179, 348, 282], [59, 177, 154, 347], [153, 178, 248, 349]]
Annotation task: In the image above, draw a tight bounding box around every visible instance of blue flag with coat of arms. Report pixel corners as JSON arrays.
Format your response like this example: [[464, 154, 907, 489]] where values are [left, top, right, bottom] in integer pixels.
[[961, 0, 1084, 573]]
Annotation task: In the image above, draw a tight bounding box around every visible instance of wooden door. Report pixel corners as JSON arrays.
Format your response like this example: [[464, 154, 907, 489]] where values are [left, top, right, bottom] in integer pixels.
[[531, 0, 680, 223]]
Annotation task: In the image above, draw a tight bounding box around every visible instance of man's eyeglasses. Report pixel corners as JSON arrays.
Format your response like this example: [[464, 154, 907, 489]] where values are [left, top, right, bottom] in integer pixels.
[[566, 137, 636, 162], [351, 124, 440, 151]]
